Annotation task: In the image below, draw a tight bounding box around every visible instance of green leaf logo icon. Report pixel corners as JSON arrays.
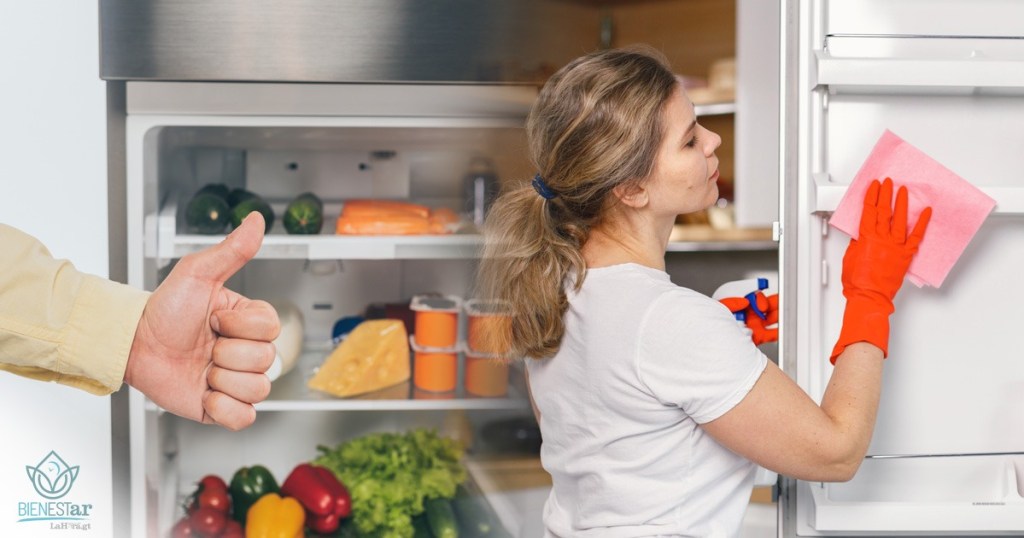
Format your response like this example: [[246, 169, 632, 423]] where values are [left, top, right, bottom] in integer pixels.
[[26, 451, 79, 499]]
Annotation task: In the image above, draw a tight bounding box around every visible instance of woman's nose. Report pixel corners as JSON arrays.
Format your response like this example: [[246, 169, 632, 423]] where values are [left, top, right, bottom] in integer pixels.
[[704, 128, 723, 156]]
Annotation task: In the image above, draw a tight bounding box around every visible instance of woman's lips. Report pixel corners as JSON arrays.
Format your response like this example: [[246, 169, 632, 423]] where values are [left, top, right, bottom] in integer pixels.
[[710, 169, 720, 182]]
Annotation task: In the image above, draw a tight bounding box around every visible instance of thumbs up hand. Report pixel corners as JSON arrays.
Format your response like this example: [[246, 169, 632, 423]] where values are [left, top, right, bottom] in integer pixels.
[[124, 212, 280, 430]]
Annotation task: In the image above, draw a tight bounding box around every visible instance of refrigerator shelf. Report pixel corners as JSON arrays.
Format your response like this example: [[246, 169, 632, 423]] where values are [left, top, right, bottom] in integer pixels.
[[148, 204, 778, 263], [259, 346, 530, 412], [810, 173, 1024, 215]]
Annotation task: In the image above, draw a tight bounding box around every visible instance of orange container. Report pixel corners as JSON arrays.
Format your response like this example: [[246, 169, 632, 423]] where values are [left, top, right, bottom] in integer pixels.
[[410, 337, 458, 393], [465, 299, 512, 355], [464, 349, 509, 397], [410, 295, 461, 348]]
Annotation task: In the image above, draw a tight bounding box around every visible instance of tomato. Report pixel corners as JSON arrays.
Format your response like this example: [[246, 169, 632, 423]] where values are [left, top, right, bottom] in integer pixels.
[[186, 475, 231, 517], [197, 475, 229, 492], [170, 517, 193, 538], [188, 506, 226, 538], [219, 519, 244, 538], [197, 486, 231, 514]]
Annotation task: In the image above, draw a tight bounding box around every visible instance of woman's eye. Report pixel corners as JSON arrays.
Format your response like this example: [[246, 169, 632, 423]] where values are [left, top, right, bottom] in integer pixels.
[[685, 135, 699, 148]]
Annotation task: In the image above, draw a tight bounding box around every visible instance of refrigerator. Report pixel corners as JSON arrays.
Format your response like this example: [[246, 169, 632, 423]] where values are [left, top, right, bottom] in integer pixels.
[[100, 2, 782, 536], [778, 0, 1024, 535], [122, 80, 549, 537]]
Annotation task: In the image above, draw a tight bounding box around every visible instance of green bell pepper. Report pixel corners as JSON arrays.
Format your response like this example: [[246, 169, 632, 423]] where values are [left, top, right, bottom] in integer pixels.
[[229, 465, 279, 523]]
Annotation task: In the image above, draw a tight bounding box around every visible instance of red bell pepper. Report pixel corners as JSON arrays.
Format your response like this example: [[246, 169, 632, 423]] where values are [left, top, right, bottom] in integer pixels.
[[280, 463, 352, 534]]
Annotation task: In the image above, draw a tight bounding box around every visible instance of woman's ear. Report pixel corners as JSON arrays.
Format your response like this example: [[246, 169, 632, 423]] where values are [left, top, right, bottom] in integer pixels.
[[612, 182, 649, 209]]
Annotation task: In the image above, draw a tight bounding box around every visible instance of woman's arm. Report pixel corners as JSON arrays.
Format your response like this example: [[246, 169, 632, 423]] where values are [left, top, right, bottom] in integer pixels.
[[704, 179, 930, 482], [702, 342, 882, 482]]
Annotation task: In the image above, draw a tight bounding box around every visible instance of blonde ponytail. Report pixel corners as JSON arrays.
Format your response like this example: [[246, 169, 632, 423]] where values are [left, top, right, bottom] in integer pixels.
[[476, 46, 676, 359]]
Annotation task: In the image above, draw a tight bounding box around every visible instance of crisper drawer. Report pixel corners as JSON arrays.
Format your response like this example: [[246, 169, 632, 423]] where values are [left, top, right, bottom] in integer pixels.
[[825, 0, 1024, 38]]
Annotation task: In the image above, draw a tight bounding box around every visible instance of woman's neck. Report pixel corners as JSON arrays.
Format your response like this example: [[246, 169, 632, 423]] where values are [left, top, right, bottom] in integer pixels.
[[581, 221, 670, 271]]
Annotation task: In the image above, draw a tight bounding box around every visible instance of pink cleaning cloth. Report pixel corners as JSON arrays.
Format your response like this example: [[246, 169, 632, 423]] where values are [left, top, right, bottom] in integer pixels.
[[829, 129, 996, 288]]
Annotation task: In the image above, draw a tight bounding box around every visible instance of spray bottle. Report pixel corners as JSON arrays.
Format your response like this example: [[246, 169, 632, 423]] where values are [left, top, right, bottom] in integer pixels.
[[712, 277, 770, 337]]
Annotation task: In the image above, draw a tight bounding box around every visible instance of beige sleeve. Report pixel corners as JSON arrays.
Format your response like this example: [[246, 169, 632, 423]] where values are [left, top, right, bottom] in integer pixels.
[[0, 224, 150, 395]]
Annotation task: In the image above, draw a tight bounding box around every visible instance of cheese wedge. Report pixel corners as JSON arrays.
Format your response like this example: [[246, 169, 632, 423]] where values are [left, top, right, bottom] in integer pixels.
[[308, 319, 411, 398]]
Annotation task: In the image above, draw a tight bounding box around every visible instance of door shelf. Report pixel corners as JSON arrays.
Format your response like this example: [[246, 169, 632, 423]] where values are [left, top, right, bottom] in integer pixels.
[[816, 34, 1024, 95], [805, 459, 1024, 532], [817, 53, 1024, 94], [811, 173, 1024, 215]]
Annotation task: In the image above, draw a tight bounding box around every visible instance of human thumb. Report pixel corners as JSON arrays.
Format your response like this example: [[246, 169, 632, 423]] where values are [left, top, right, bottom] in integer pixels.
[[190, 211, 265, 282]]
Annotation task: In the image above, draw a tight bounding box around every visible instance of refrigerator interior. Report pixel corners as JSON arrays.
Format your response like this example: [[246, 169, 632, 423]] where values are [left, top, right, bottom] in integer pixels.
[[125, 83, 550, 537], [786, 0, 1024, 534]]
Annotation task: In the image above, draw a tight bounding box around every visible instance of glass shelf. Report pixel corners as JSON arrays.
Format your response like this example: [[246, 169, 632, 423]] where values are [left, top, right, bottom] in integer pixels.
[[257, 346, 531, 412], [148, 204, 776, 263]]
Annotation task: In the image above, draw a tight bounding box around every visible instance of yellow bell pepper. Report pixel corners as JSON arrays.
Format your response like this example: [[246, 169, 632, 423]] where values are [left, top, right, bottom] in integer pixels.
[[245, 492, 305, 538]]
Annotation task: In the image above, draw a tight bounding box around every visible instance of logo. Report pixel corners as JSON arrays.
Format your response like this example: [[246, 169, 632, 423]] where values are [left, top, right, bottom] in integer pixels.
[[17, 451, 93, 527], [25, 451, 79, 500]]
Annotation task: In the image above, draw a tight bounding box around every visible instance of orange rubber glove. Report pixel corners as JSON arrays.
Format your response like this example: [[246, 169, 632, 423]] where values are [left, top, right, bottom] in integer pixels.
[[830, 177, 932, 364], [745, 292, 779, 345], [719, 292, 779, 345]]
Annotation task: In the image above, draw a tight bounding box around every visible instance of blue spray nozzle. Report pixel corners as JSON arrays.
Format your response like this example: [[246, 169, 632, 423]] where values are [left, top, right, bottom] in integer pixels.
[[745, 290, 768, 320]]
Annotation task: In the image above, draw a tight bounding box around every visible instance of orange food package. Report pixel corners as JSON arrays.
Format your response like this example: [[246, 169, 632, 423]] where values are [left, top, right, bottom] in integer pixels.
[[410, 338, 458, 393], [464, 350, 509, 397], [410, 295, 461, 348], [335, 200, 458, 235]]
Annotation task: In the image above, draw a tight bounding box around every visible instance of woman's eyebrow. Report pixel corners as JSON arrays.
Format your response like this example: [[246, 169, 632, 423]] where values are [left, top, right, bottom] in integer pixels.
[[679, 119, 697, 143]]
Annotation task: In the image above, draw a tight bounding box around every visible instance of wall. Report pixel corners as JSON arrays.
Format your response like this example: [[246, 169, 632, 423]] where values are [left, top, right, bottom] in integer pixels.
[[0, 2, 115, 537]]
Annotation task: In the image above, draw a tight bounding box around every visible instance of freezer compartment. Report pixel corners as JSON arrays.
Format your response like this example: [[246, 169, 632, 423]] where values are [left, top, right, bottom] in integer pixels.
[[804, 456, 1024, 533]]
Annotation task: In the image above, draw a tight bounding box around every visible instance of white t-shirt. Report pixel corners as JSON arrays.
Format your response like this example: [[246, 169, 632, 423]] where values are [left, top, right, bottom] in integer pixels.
[[525, 263, 769, 538]]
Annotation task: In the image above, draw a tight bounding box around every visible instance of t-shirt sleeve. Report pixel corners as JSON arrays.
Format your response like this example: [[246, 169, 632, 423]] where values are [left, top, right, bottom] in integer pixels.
[[635, 290, 768, 424]]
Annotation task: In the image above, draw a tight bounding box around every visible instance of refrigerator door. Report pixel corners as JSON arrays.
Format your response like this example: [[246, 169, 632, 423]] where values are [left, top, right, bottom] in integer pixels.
[[780, 0, 1024, 535]]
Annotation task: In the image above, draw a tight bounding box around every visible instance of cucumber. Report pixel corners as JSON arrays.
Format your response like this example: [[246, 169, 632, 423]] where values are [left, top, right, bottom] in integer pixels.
[[452, 486, 496, 538], [196, 183, 230, 202], [283, 192, 324, 234], [412, 513, 434, 538], [230, 197, 275, 233], [424, 498, 459, 538], [184, 192, 230, 234], [227, 188, 258, 208]]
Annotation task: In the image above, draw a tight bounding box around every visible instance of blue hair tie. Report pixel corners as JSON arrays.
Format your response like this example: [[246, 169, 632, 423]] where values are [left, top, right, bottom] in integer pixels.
[[532, 173, 557, 200]]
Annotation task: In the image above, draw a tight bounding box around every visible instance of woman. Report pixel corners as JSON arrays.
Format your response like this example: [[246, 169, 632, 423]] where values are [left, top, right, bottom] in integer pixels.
[[476, 46, 931, 537]]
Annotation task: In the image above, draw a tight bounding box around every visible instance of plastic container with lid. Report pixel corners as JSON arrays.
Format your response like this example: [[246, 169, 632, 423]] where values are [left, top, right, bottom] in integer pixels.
[[463, 348, 509, 398], [410, 295, 462, 348], [464, 299, 512, 355], [409, 337, 458, 393]]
